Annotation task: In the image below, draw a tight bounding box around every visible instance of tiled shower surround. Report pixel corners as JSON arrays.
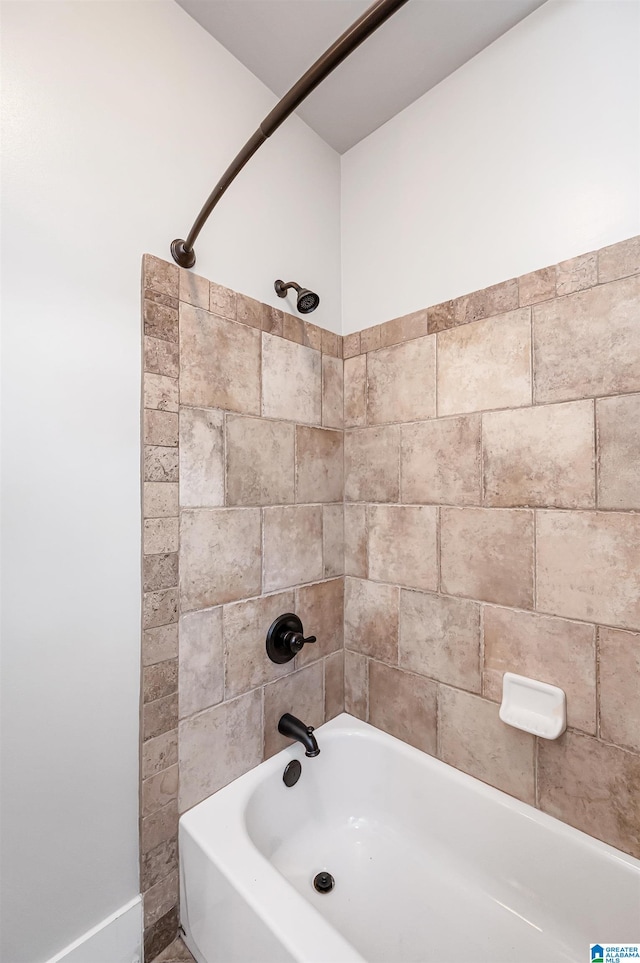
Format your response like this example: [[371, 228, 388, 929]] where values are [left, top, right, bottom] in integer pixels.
[[141, 235, 640, 959], [141, 255, 345, 959]]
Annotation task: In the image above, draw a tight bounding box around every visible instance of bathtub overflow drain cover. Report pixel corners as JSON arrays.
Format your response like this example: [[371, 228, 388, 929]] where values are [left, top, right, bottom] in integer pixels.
[[313, 872, 335, 894]]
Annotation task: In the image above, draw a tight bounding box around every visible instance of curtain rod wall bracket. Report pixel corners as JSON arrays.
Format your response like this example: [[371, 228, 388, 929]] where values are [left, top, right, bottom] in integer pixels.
[[171, 239, 196, 269], [170, 0, 410, 269]]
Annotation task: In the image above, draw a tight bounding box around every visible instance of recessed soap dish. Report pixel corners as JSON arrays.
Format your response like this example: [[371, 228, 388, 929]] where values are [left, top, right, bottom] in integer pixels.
[[499, 672, 566, 739]]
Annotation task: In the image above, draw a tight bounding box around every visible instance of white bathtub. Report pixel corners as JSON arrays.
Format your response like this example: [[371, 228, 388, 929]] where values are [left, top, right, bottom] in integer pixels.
[[179, 714, 640, 963]]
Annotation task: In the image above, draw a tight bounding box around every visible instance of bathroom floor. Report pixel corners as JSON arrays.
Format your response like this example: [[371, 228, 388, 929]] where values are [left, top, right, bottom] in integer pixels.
[[154, 936, 195, 962]]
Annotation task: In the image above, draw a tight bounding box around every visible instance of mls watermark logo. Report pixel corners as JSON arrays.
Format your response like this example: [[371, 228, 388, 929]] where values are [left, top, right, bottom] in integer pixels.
[[591, 945, 640, 962]]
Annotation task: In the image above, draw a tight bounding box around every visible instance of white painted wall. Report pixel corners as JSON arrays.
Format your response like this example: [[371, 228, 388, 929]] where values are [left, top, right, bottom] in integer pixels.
[[0, 3, 340, 962], [341, 0, 640, 333]]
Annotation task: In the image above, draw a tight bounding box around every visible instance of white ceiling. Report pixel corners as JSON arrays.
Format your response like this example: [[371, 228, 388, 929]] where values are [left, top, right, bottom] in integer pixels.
[[176, 0, 547, 153]]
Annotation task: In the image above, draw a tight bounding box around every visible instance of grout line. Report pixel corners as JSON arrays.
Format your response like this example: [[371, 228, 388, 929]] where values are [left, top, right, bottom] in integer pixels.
[[532, 509, 537, 611], [529, 306, 534, 406], [479, 604, 485, 696], [593, 397, 599, 510], [480, 411, 485, 506], [595, 625, 601, 740]]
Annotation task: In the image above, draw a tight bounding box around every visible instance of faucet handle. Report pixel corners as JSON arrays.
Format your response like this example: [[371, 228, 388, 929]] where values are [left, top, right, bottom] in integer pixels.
[[286, 632, 316, 654], [266, 614, 317, 664]]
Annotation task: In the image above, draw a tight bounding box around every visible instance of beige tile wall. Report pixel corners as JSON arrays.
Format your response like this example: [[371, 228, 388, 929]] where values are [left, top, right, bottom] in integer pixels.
[[141, 256, 344, 960], [343, 234, 640, 864], [140, 234, 640, 959]]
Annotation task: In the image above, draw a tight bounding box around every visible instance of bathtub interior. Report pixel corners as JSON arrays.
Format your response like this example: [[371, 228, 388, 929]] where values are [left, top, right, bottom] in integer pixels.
[[182, 714, 640, 963]]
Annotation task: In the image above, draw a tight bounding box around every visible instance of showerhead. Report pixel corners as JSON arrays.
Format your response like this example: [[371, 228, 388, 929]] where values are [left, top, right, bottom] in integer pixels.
[[274, 279, 320, 315]]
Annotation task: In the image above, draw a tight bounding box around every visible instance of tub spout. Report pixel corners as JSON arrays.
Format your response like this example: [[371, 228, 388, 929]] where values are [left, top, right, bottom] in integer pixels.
[[278, 713, 320, 757]]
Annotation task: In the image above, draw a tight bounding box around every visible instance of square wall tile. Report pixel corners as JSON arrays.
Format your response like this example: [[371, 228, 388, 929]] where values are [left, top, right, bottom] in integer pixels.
[[142, 765, 178, 820], [144, 337, 179, 379], [179, 607, 224, 719], [180, 303, 261, 414], [210, 281, 236, 320], [482, 401, 595, 508], [555, 251, 597, 297], [367, 337, 436, 425], [262, 334, 321, 425], [263, 662, 324, 758], [179, 407, 224, 508], [143, 692, 178, 741], [368, 505, 438, 592], [369, 662, 437, 754], [296, 578, 344, 667], [283, 313, 305, 345], [144, 482, 179, 519], [323, 505, 344, 578], [344, 355, 366, 428], [144, 446, 178, 483], [360, 325, 382, 353], [144, 299, 178, 344], [439, 687, 535, 803], [222, 591, 295, 700], [179, 689, 262, 812], [236, 293, 266, 329], [142, 730, 178, 780], [325, 650, 345, 721], [482, 607, 596, 733], [141, 799, 178, 854], [453, 278, 519, 326], [437, 308, 531, 415], [536, 510, 640, 630], [538, 731, 640, 858], [533, 276, 640, 403], [599, 627, 640, 752], [344, 650, 368, 720], [143, 553, 178, 594], [144, 410, 179, 448], [140, 836, 178, 894], [143, 869, 179, 929], [226, 415, 295, 507], [441, 507, 534, 609], [518, 266, 556, 307], [143, 255, 179, 298], [344, 426, 400, 503], [143, 587, 178, 629], [296, 426, 343, 504], [144, 518, 179, 556], [143, 624, 178, 668], [344, 504, 367, 578], [399, 590, 481, 692], [597, 394, 640, 510], [598, 235, 640, 283], [344, 577, 398, 663], [143, 661, 178, 704], [379, 309, 429, 347], [144, 373, 179, 412], [179, 270, 209, 309], [180, 509, 261, 611], [322, 355, 344, 429], [401, 415, 481, 506], [263, 506, 323, 592], [343, 332, 360, 359]]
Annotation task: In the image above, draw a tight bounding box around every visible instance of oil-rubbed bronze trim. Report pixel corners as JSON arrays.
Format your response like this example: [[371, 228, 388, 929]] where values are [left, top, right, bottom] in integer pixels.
[[171, 0, 410, 268]]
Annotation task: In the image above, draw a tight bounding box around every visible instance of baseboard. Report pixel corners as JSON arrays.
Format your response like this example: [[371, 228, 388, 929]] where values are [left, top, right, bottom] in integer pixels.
[[46, 896, 142, 963]]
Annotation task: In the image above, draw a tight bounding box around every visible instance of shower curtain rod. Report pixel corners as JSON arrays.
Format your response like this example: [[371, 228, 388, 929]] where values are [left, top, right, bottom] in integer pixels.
[[171, 0, 410, 268]]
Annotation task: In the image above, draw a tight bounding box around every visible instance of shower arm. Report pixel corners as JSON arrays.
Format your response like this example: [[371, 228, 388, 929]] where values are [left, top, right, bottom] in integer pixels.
[[171, 0, 410, 268]]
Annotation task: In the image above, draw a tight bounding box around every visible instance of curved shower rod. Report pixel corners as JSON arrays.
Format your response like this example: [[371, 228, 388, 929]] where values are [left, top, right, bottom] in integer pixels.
[[171, 0, 410, 268]]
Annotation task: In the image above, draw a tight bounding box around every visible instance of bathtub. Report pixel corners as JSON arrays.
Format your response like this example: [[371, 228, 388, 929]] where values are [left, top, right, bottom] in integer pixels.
[[179, 713, 640, 963]]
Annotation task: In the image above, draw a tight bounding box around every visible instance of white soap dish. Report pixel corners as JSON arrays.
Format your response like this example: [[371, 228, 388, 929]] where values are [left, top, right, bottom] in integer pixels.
[[499, 672, 566, 739]]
